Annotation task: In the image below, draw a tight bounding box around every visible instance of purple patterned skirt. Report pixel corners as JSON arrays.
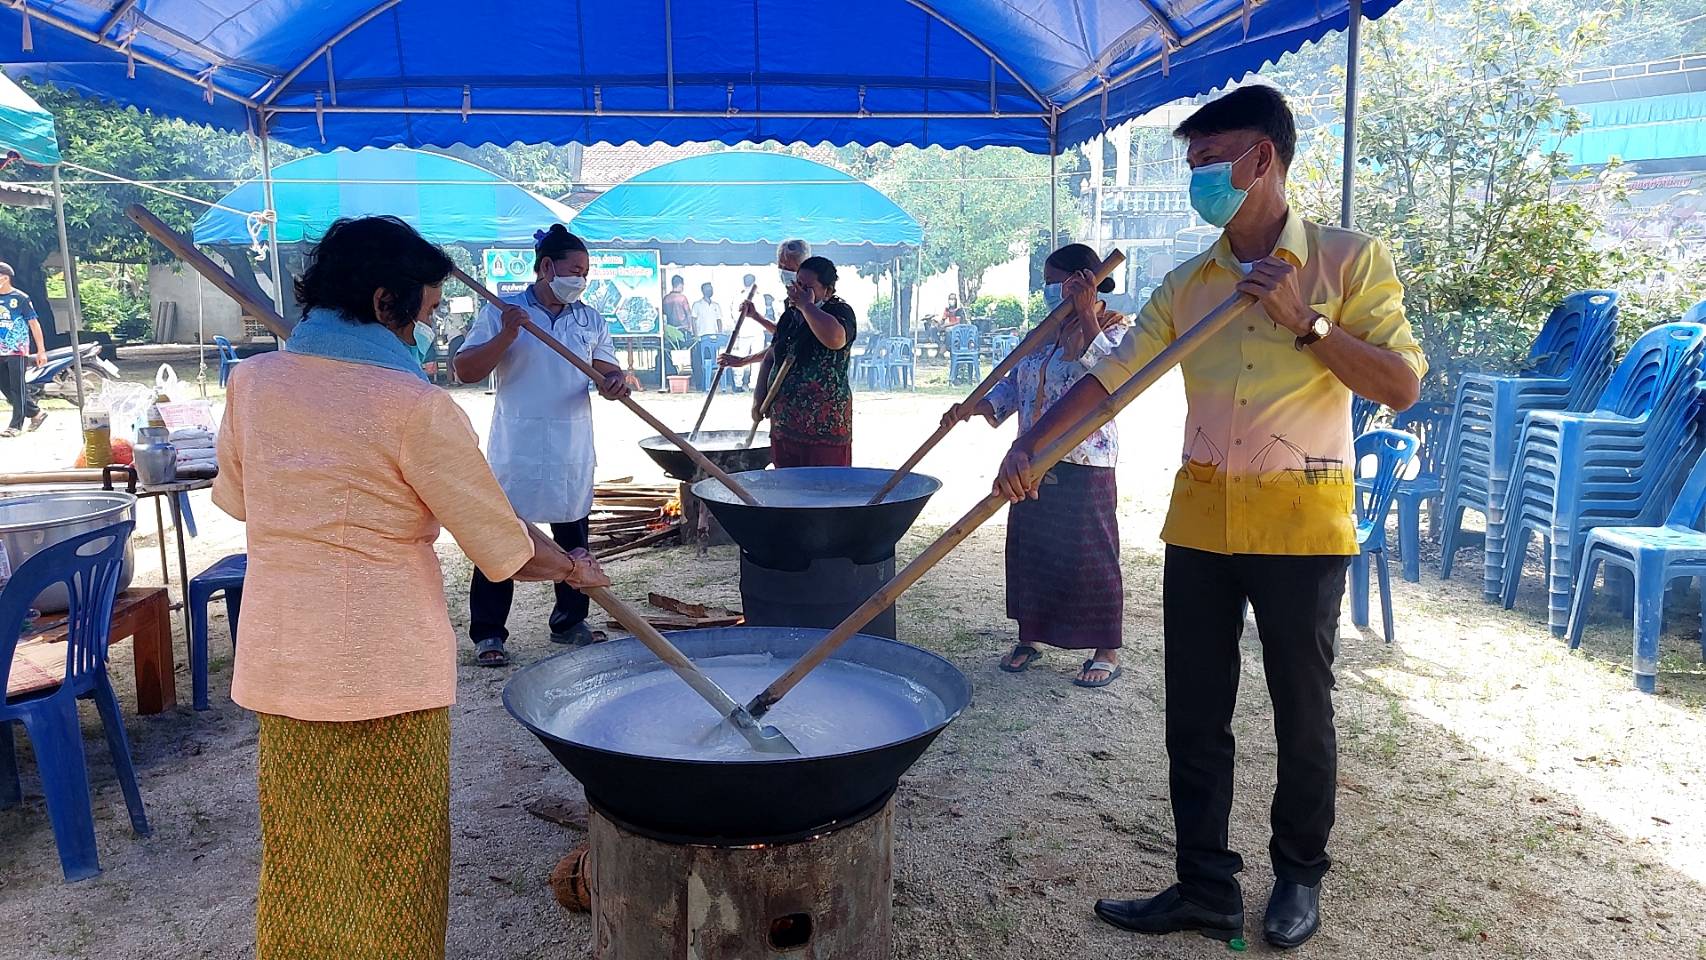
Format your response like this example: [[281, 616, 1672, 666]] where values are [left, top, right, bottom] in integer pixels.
[[1005, 461, 1123, 649]]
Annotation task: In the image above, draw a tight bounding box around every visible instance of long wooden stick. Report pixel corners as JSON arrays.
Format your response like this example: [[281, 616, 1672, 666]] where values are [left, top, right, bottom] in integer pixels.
[[690, 283, 756, 439], [743, 354, 794, 448], [866, 249, 1128, 505], [125, 204, 292, 340], [747, 291, 1256, 719], [450, 266, 759, 506], [584, 586, 798, 754]]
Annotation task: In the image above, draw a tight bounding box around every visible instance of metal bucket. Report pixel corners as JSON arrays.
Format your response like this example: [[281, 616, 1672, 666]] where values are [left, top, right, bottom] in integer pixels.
[[0, 491, 137, 613]]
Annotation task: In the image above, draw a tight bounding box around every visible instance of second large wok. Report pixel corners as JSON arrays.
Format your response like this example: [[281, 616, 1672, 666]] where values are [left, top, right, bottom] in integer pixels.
[[692, 467, 941, 571]]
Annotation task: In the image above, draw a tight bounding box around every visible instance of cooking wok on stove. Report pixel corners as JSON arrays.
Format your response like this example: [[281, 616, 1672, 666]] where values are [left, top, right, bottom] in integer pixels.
[[692, 467, 941, 571], [639, 430, 772, 483], [503, 626, 970, 844]]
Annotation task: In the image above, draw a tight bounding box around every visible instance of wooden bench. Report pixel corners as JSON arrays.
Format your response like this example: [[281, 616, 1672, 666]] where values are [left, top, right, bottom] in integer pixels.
[[8, 587, 177, 715]]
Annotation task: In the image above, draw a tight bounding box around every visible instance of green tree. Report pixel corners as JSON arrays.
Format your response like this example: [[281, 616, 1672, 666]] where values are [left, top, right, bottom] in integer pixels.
[[0, 81, 291, 335], [1287, 0, 1671, 396]]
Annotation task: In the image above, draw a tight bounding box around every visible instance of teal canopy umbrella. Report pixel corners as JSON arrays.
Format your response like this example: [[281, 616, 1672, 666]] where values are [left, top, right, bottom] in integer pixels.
[[569, 152, 921, 266], [0, 69, 84, 405], [194, 147, 578, 247]]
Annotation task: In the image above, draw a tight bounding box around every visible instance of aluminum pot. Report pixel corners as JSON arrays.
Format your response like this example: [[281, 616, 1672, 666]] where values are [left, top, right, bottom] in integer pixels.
[[0, 491, 137, 613]]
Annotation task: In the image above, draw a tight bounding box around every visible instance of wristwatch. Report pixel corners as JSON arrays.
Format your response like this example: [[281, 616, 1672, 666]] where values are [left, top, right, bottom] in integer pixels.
[[1295, 314, 1332, 350]]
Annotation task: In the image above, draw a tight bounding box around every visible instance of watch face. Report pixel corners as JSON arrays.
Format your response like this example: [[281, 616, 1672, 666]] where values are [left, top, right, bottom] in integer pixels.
[[1312, 316, 1332, 337]]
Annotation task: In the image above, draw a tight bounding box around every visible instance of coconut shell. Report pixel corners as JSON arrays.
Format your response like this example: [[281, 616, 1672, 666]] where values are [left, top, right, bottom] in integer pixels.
[[549, 844, 592, 913]]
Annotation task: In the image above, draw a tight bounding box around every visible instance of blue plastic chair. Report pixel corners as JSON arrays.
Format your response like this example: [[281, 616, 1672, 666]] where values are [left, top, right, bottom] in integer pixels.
[[990, 332, 1021, 364], [1494, 322, 1706, 635], [1567, 445, 1706, 693], [0, 522, 148, 882], [213, 336, 241, 388], [1349, 429, 1421, 643], [885, 337, 916, 391], [1386, 402, 1453, 582], [1439, 292, 1620, 582], [947, 324, 981, 386], [1352, 396, 1382, 435], [188, 554, 247, 711], [692, 334, 730, 392]]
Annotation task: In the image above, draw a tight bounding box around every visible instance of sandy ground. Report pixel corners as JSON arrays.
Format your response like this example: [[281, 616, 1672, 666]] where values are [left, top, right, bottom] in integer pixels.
[[2, 365, 1706, 959]]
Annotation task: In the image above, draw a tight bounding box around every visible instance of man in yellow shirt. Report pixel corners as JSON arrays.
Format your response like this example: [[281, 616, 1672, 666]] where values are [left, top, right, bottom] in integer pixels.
[[997, 86, 1425, 949]]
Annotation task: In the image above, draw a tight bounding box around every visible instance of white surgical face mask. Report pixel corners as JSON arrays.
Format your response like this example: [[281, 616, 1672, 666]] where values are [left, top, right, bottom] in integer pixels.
[[549, 274, 587, 303], [779, 268, 798, 286]]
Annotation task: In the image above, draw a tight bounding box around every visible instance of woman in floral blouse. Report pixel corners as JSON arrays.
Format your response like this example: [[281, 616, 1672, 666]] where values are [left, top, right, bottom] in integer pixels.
[[752, 255, 858, 466], [946, 243, 1128, 687]]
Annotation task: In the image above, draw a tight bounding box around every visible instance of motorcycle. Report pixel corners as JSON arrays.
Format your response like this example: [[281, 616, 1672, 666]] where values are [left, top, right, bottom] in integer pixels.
[[25, 343, 122, 407]]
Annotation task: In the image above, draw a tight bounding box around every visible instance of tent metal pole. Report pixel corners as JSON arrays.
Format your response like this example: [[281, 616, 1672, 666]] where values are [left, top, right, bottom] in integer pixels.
[[259, 112, 286, 324], [1340, 0, 1363, 230], [49, 165, 87, 408], [1048, 117, 1059, 243]]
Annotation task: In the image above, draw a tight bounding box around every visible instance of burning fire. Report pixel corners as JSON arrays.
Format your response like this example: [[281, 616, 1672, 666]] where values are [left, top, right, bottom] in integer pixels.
[[663, 497, 681, 519]]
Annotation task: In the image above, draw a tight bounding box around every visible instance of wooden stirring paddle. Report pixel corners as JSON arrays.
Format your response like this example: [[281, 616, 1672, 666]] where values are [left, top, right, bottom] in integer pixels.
[[746, 290, 1257, 720], [690, 283, 757, 440], [585, 586, 800, 755], [743, 354, 794, 449]]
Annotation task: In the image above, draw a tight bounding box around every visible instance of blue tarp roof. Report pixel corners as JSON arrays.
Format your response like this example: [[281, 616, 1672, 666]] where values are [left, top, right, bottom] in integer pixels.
[[0, 1, 1398, 155], [192, 147, 575, 246], [1553, 92, 1706, 167], [571, 152, 921, 256], [0, 68, 58, 164]]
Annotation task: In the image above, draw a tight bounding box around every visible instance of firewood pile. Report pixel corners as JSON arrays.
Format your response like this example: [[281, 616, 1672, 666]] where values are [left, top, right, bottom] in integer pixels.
[[589, 478, 681, 558]]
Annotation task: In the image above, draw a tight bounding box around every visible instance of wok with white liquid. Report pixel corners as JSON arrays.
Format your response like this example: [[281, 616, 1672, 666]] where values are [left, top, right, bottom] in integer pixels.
[[503, 625, 970, 843]]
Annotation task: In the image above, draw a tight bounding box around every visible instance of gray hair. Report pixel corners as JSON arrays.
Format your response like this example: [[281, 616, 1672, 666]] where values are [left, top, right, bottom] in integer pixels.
[[777, 239, 812, 262]]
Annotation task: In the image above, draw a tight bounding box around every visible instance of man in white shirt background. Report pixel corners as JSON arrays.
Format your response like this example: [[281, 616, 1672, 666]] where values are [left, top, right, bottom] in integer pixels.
[[689, 282, 723, 388]]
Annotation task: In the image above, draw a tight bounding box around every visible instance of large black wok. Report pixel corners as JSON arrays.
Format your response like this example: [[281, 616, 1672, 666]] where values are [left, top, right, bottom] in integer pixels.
[[504, 626, 970, 844], [639, 430, 772, 483], [692, 467, 941, 571]]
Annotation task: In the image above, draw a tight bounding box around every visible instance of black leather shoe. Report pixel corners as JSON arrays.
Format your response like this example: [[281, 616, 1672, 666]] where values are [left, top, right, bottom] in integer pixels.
[[1094, 885, 1244, 942], [1263, 879, 1322, 949]]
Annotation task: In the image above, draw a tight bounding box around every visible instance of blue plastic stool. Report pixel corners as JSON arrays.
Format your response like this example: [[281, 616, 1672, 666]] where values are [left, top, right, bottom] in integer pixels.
[[188, 554, 247, 711], [0, 522, 147, 882]]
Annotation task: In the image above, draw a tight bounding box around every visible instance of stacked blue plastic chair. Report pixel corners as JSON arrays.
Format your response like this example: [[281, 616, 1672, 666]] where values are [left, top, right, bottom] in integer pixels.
[[850, 337, 882, 391], [947, 324, 981, 385], [1385, 402, 1455, 582], [991, 331, 1021, 364], [1351, 396, 1382, 435], [0, 522, 148, 881], [1439, 292, 1620, 583], [1494, 321, 1706, 637], [1566, 441, 1706, 693], [1349, 429, 1421, 643], [885, 337, 916, 390]]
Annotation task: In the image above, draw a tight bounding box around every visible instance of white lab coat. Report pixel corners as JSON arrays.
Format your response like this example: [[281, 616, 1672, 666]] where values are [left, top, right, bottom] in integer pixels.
[[463, 288, 618, 523]]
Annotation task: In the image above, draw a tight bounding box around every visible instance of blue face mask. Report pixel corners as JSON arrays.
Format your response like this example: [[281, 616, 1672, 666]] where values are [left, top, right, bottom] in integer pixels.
[[1188, 142, 1260, 228], [1042, 282, 1064, 311]]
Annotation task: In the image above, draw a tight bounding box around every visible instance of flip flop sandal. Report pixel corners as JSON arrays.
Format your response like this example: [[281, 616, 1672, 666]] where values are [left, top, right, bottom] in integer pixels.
[[1000, 643, 1044, 673], [475, 637, 510, 667], [1073, 659, 1123, 688]]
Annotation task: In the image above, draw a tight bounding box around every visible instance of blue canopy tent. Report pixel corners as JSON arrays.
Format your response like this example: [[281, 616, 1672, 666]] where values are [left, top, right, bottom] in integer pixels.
[[0, 68, 87, 403], [0, 1, 1395, 273], [194, 147, 577, 246], [570, 152, 923, 267]]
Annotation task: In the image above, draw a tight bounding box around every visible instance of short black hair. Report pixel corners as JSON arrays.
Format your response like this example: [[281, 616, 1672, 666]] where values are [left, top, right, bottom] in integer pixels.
[[1173, 85, 1296, 168], [533, 223, 587, 269], [799, 256, 838, 291], [1045, 243, 1116, 294], [670, 275, 684, 288], [0, 262, 13, 279], [295, 216, 452, 327]]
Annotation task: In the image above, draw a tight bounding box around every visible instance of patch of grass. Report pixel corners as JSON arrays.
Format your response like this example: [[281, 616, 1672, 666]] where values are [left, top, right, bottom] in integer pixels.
[[1432, 899, 1490, 943]]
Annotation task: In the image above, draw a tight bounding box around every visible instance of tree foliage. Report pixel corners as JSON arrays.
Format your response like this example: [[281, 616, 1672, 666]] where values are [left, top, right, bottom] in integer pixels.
[[1287, 0, 1706, 396]]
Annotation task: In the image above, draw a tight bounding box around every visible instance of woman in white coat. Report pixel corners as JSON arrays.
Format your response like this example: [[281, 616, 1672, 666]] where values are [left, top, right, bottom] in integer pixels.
[[453, 224, 631, 665]]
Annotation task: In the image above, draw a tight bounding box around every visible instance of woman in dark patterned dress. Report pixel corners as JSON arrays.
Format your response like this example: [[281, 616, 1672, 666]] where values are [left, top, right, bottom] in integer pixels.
[[753, 255, 857, 466], [945, 243, 1128, 687]]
